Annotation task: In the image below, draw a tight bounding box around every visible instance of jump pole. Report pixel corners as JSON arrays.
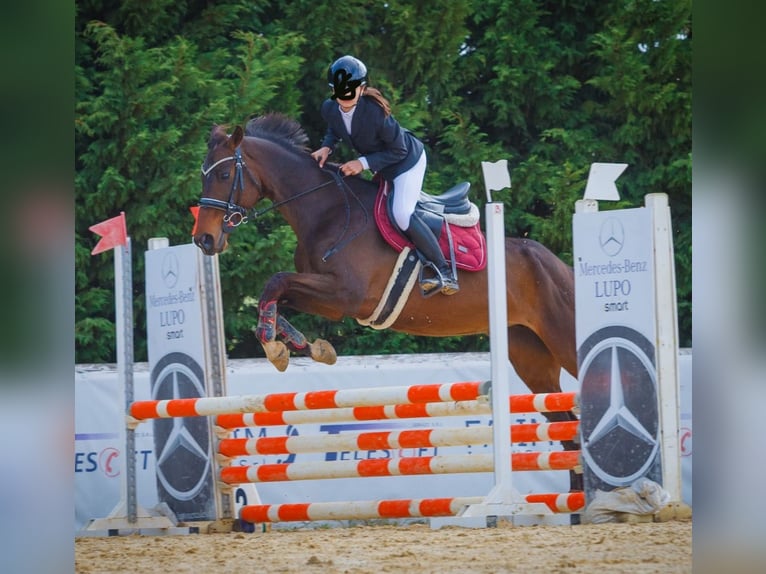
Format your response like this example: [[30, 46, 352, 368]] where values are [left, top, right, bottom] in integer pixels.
[[128, 381, 485, 420], [213, 390, 578, 428], [216, 421, 580, 457], [218, 452, 581, 483], [240, 492, 586, 524], [646, 193, 682, 502], [431, 160, 555, 527]]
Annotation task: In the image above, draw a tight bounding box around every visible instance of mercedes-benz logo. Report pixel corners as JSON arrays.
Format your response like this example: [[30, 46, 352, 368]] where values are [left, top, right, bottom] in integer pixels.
[[151, 352, 211, 502], [161, 252, 180, 289], [578, 326, 660, 490], [598, 217, 625, 257]]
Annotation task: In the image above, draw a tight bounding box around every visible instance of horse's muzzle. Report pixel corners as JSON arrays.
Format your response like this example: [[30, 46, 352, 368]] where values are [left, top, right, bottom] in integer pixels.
[[194, 233, 226, 255]]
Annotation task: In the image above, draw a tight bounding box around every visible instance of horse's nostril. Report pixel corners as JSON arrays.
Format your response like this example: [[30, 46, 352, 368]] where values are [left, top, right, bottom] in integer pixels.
[[194, 234, 215, 254]]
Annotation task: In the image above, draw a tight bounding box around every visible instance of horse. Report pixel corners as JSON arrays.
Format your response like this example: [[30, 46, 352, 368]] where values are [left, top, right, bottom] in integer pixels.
[[194, 114, 581, 492]]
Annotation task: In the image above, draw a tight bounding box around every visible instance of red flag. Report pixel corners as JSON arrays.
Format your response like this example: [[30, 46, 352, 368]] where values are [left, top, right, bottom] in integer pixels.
[[190, 205, 200, 236], [89, 212, 128, 255]]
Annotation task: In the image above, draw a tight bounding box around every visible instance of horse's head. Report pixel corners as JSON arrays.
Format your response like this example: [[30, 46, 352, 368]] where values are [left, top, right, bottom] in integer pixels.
[[194, 124, 264, 255]]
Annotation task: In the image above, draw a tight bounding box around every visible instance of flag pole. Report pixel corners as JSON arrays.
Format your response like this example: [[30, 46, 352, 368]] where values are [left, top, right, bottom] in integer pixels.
[[114, 238, 136, 522], [83, 216, 184, 534]]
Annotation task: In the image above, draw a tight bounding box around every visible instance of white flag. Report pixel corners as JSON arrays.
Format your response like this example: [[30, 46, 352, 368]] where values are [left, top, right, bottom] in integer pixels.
[[481, 160, 511, 202], [583, 162, 628, 201]]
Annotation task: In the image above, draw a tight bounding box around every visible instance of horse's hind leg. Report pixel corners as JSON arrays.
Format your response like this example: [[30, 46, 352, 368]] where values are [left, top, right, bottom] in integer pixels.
[[507, 325, 583, 497]]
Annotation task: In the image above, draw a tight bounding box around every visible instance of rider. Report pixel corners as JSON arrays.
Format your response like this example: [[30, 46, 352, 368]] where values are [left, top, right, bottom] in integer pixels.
[[310, 55, 459, 295]]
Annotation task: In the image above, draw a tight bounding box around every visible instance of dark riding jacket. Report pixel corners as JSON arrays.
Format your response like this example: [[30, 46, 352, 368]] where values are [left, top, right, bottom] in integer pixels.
[[319, 96, 424, 181]]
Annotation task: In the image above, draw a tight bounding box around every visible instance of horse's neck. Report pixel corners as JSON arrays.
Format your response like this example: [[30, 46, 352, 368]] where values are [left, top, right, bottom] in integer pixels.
[[265, 160, 341, 236], [247, 141, 312, 226], [274, 169, 375, 244], [249, 139, 375, 240]]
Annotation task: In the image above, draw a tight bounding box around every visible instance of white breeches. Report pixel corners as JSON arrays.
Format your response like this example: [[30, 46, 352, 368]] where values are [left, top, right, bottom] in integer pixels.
[[391, 150, 426, 231]]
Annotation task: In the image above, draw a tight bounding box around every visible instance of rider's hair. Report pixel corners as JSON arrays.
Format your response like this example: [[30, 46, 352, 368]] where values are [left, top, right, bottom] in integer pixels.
[[362, 86, 391, 117]]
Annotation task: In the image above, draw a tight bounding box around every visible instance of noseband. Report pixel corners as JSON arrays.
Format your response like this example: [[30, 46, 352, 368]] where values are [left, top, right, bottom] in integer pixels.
[[199, 148, 255, 232]]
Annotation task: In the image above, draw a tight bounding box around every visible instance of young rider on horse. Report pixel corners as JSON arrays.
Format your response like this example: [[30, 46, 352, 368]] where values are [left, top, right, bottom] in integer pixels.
[[310, 55, 459, 295]]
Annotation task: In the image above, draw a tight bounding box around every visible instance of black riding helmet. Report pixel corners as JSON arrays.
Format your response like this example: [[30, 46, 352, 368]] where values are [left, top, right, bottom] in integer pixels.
[[328, 55, 368, 101]]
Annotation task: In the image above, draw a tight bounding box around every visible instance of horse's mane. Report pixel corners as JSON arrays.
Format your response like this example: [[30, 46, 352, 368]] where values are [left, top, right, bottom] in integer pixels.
[[244, 113, 311, 153]]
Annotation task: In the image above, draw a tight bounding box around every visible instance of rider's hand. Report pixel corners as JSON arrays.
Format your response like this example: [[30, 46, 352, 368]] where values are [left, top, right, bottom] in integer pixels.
[[311, 147, 331, 168], [340, 159, 364, 176]]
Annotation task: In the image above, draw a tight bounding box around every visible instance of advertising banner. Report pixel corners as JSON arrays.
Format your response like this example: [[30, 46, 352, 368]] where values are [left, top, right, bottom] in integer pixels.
[[145, 244, 217, 521], [573, 207, 662, 497]]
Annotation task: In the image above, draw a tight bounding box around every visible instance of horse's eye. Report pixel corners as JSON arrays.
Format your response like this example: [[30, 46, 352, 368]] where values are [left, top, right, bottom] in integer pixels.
[[219, 171, 230, 181]]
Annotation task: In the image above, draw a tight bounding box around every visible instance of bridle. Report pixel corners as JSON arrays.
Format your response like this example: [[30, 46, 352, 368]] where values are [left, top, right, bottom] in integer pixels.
[[199, 147, 255, 233], [199, 145, 368, 259]]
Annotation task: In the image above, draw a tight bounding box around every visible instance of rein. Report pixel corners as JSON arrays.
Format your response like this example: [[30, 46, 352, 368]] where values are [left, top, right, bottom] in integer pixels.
[[253, 171, 338, 218], [320, 170, 369, 262], [199, 147, 369, 259]]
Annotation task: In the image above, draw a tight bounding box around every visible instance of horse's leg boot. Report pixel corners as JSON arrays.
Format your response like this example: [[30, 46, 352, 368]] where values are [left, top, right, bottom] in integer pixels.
[[406, 213, 459, 295]]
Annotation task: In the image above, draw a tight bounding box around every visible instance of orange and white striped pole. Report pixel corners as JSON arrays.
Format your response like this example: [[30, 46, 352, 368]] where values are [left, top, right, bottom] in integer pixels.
[[217, 421, 580, 457], [130, 381, 483, 420], [239, 491, 585, 524], [214, 391, 579, 429], [219, 451, 581, 484]]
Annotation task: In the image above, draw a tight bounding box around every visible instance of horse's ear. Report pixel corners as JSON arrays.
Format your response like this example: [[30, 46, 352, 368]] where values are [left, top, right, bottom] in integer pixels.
[[209, 124, 220, 140], [230, 125, 244, 148]]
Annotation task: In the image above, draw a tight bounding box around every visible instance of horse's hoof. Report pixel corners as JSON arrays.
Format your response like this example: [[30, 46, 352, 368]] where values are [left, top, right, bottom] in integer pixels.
[[310, 339, 337, 365], [262, 340, 289, 372]]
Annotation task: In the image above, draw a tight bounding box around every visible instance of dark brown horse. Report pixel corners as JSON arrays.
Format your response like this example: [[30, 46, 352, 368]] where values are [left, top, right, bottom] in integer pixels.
[[194, 114, 578, 442]]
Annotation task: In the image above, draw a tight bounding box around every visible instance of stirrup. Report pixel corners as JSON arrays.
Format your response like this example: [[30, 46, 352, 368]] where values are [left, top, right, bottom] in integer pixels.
[[418, 262, 459, 297], [420, 275, 441, 290], [440, 277, 460, 295]]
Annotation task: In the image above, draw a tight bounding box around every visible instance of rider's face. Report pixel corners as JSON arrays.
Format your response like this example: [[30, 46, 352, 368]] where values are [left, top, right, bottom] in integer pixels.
[[338, 85, 363, 108]]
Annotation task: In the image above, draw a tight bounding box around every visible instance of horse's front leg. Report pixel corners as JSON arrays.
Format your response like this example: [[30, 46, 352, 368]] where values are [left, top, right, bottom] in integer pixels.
[[276, 315, 337, 366], [253, 298, 291, 372], [254, 271, 346, 371], [255, 301, 338, 372]]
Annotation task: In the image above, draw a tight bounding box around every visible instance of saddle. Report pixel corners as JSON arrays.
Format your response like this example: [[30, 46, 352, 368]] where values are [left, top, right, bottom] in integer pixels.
[[374, 180, 487, 271]]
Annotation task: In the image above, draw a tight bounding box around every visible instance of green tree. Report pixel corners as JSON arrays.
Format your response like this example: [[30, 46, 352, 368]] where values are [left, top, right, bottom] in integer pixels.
[[586, 0, 692, 342], [75, 1, 692, 362], [75, 11, 305, 362]]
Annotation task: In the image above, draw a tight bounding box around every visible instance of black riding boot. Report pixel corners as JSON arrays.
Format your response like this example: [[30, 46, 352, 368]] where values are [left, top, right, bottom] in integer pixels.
[[405, 213, 459, 295]]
